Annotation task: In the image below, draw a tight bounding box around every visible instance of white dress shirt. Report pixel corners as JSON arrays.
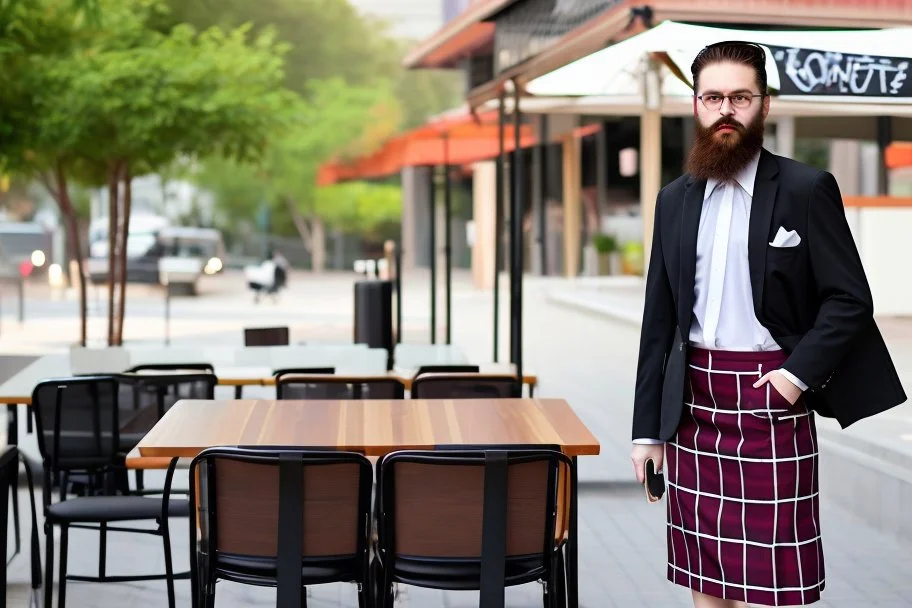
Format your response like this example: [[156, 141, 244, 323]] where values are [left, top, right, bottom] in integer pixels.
[[634, 153, 806, 445]]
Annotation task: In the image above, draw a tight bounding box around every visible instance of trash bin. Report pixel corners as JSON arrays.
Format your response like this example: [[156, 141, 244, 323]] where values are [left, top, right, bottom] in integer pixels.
[[353, 280, 394, 369]]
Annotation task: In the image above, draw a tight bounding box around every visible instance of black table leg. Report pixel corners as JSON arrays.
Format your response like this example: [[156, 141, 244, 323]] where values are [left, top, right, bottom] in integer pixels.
[[567, 456, 578, 608], [5, 405, 20, 556], [6, 404, 18, 446]]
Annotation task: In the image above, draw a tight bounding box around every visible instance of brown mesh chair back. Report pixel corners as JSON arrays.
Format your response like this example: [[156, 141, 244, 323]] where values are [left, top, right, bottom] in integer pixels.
[[374, 448, 570, 606], [189, 448, 373, 607], [410, 374, 521, 399], [244, 326, 289, 347], [276, 374, 405, 400]]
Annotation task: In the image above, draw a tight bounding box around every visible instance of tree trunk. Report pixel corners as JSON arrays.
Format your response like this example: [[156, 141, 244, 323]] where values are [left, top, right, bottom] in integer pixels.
[[53, 165, 88, 346], [115, 164, 132, 345], [311, 216, 326, 273], [106, 162, 121, 346], [283, 197, 312, 249]]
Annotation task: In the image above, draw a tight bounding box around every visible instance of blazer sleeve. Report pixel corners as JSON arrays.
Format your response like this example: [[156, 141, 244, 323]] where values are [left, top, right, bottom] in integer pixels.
[[782, 170, 874, 389], [632, 193, 677, 440]]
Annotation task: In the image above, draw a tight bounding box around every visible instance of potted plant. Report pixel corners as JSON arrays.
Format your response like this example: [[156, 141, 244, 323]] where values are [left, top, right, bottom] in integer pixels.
[[592, 232, 619, 275]]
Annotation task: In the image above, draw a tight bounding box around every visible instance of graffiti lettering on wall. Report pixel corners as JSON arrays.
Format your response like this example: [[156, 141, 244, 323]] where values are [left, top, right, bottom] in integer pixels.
[[769, 45, 911, 97]]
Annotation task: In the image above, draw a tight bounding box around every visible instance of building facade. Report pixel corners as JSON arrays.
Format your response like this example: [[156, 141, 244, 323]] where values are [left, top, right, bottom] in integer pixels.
[[400, 0, 912, 285]]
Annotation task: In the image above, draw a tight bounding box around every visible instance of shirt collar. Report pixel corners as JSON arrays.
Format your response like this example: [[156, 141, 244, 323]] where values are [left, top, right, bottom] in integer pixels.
[[704, 151, 761, 200]]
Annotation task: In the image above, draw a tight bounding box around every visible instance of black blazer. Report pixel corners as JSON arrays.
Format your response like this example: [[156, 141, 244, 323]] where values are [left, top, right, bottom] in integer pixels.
[[632, 149, 906, 441]]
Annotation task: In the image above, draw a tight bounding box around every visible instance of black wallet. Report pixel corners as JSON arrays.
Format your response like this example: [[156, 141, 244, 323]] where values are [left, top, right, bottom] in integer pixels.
[[644, 458, 666, 503]]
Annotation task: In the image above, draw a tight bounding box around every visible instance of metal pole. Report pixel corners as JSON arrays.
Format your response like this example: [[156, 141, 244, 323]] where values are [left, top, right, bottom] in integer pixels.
[[164, 280, 171, 345], [443, 134, 452, 345], [18, 276, 24, 324], [395, 242, 402, 344], [877, 116, 893, 195], [510, 81, 524, 386], [428, 167, 437, 344], [539, 114, 549, 276], [494, 90, 506, 362], [596, 120, 608, 228]]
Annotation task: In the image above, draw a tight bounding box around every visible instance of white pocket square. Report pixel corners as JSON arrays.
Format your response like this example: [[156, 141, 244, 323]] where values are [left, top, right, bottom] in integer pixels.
[[769, 227, 801, 248]]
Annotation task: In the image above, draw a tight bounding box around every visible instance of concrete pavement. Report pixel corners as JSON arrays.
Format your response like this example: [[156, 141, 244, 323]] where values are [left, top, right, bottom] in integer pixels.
[[3, 269, 912, 606]]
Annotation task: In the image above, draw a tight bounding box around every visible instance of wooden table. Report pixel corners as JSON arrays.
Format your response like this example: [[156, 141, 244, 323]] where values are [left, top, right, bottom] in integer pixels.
[[133, 398, 596, 459], [131, 397, 597, 608], [0, 359, 538, 406]]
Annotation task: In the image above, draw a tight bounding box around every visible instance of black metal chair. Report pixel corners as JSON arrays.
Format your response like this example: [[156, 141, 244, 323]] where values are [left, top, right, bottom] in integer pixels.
[[126, 363, 215, 374], [373, 448, 569, 608], [410, 374, 521, 399], [244, 326, 290, 347], [414, 365, 480, 377], [116, 372, 217, 494], [273, 368, 335, 399], [189, 447, 373, 607], [31, 376, 189, 608], [276, 375, 405, 400], [1, 446, 41, 607]]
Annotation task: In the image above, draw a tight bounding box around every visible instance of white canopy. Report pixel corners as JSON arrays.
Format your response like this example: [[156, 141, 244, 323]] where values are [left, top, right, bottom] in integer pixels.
[[526, 21, 912, 105]]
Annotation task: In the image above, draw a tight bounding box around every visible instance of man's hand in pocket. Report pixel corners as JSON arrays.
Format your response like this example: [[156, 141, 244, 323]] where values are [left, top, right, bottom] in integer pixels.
[[753, 369, 802, 405]]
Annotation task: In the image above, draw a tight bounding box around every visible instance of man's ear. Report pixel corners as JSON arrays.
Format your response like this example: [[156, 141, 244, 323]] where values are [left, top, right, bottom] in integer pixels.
[[762, 94, 771, 119]]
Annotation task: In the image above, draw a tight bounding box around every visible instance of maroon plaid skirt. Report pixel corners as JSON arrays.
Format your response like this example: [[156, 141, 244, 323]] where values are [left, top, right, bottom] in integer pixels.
[[666, 347, 825, 606]]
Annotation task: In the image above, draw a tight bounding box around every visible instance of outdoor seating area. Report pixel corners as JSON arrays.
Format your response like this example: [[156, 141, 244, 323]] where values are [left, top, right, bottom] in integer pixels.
[[0, 326, 594, 607], [7, 1, 912, 606]]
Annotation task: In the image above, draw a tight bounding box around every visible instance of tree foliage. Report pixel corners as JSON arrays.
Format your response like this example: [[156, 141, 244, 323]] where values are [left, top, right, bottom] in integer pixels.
[[315, 181, 401, 237], [0, 0, 292, 344], [168, 0, 463, 254]]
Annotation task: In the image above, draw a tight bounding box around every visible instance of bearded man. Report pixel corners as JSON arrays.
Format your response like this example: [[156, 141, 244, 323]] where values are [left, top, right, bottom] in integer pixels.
[[630, 41, 906, 607]]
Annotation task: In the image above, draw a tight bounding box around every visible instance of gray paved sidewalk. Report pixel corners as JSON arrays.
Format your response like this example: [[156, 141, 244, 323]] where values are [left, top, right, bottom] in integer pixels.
[[4, 270, 912, 605], [7, 481, 911, 607]]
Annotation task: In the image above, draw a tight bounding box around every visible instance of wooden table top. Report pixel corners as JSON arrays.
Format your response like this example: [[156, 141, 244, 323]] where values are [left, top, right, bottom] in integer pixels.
[[133, 398, 600, 460]]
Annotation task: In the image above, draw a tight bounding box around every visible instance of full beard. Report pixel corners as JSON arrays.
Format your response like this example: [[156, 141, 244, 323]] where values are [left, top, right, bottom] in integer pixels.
[[686, 114, 765, 181]]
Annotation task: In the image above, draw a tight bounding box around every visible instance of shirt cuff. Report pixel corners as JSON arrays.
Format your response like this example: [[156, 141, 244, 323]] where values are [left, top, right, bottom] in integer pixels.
[[778, 368, 808, 391], [633, 438, 665, 445]]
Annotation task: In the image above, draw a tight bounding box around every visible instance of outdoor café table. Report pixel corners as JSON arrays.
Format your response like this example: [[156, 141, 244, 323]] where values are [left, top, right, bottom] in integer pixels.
[[0, 357, 539, 416], [129, 397, 599, 608]]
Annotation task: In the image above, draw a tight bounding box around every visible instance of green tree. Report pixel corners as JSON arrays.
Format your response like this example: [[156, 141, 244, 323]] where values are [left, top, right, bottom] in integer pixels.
[[315, 181, 402, 240], [162, 0, 394, 93], [1, 0, 292, 344], [194, 77, 395, 271]]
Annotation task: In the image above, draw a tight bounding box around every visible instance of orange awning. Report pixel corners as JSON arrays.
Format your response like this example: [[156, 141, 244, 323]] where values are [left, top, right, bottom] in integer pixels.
[[318, 110, 537, 185], [885, 142, 912, 169]]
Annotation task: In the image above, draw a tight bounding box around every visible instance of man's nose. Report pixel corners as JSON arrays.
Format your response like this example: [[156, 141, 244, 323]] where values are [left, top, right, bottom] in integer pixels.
[[719, 97, 736, 116]]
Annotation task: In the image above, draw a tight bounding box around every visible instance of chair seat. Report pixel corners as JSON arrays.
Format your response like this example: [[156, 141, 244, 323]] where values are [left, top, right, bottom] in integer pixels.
[[390, 554, 546, 590], [46, 496, 190, 523], [216, 553, 359, 586]]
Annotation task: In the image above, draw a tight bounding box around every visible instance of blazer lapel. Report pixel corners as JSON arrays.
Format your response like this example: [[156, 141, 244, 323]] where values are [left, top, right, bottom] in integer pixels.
[[677, 176, 706, 331], [748, 149, 780, 315]]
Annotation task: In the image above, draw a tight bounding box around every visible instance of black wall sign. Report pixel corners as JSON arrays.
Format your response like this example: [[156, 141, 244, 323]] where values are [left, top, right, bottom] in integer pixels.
[[492, 0, 622, 74], [768, 44, 911, 98]]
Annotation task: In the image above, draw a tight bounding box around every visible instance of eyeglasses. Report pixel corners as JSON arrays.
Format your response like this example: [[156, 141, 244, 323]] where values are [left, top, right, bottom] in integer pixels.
[[696, 93, 765, 111]]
